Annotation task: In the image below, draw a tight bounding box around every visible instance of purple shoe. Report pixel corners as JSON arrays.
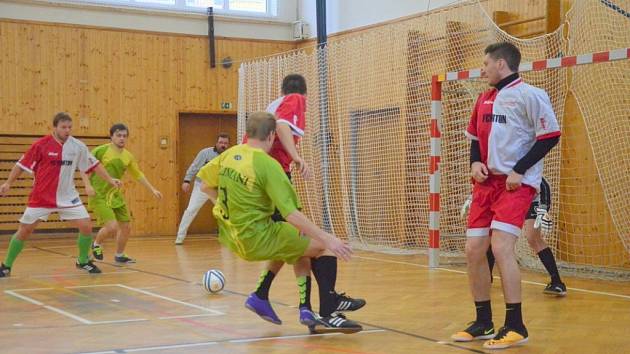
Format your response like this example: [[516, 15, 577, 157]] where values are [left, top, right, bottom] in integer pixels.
[[299, 307, 318, 326], [244, 293, 282, 325]]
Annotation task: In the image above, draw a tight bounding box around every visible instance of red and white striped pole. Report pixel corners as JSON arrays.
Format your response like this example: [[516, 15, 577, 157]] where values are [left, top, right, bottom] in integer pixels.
[[439, 48, 630, 82], [429, 75, 442, 268]]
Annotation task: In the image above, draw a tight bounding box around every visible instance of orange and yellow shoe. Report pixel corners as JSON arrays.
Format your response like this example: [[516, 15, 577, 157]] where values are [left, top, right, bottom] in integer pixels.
[[451, 321, 495, 342], [483, 326, 528, 349]]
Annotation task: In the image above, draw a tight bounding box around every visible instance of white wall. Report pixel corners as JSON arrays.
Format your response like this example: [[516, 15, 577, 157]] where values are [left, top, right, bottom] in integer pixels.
[[298, 0, 462, 38], [0, 0, 298, 40]]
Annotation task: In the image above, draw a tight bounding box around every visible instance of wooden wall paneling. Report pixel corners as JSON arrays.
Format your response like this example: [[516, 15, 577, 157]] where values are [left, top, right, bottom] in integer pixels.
[[0, 19, 295, 236]]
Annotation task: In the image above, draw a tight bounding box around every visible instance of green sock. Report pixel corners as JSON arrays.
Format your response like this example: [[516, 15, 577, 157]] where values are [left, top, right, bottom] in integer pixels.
[[77, 233, 92, 264], [4, 234, 25, 268]]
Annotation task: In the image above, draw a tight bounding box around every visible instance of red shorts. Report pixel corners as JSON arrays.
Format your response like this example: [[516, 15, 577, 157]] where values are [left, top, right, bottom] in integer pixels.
[[467, 175, 537, 237]]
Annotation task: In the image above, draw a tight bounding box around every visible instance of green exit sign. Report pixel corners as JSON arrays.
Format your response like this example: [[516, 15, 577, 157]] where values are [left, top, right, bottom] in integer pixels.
[[221, 102, 233, 110]]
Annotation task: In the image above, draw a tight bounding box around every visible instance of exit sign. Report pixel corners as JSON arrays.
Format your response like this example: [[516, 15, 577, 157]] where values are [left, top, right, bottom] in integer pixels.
[[221, 102, 233, 110]]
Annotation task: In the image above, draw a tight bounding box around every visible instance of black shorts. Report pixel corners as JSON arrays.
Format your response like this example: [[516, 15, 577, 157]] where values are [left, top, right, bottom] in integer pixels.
[[526, 177, 551, 219]]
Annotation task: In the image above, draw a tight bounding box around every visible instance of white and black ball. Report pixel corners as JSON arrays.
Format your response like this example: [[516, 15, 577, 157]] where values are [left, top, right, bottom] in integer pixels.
[[202, 269, 225, 294]]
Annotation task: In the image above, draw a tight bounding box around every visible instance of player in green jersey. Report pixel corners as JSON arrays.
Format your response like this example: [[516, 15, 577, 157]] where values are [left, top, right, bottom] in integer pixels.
[[82, 123, 162, 263], [197, 112, 362, 334]]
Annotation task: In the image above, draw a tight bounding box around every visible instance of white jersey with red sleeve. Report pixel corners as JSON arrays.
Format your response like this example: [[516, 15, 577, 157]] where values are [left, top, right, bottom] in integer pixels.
[[265, 93, 307, 172], [465, 77, 560, 189], [17, 135, 100, 208]]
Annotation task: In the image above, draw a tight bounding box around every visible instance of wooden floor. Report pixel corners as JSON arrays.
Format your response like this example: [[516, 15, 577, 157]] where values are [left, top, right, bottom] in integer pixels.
[[0, 234, 629, 354]]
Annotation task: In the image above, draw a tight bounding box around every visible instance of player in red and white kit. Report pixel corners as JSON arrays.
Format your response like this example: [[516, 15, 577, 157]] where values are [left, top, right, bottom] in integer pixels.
[[241, 75, 365, 332], [0, 112, 121, 277], [450, 43, 560, 349]]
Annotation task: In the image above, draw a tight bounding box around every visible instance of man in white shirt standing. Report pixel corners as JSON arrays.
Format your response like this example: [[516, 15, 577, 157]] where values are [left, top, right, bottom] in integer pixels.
[[175, 133, 230, 245], [451, 42, 560, 349]]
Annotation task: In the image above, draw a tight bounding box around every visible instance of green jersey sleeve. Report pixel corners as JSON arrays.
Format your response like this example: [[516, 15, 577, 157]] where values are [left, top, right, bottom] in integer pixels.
[[127, 152, 145, 180]]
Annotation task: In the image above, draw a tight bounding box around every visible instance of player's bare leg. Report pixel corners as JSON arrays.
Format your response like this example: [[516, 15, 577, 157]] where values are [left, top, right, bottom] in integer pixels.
[[483, 230, 528, 349], [114, 222, 135, 263], [523, 220, 546, 253], [15, 221, 39, 241], [266, 260, 284, 274], [467, 236, 492, 301], [94, 220, 118, 245], [491, 231, 521, 303], [452, 235, 495, 342], [92, 220, 118, 260], [115, 222, 131, 254]]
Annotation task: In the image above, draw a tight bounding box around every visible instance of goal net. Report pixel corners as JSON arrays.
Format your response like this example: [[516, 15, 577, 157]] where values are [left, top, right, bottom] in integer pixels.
[[237, 0, 630, 278]]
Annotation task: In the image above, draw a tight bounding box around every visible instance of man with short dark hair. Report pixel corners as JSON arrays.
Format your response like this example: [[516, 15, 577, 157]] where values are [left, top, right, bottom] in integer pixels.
[[198, 112, 362, 333], [175, 133, 230, 245], [84, 123, 162, 264], [0, 112, 121, 276], [452, 42, 560, 349]]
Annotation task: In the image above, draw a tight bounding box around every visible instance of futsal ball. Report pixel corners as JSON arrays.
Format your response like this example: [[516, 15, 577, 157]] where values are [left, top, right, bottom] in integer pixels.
[[203, 269, 225, 294]]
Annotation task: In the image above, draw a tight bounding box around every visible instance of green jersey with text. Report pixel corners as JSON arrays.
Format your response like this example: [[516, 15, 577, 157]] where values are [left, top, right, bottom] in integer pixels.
[[89, 144, 144, 208], [197, 144, 307, 263]]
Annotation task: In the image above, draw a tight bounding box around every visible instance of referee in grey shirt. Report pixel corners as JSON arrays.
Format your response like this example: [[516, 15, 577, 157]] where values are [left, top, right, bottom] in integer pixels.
[[175, 133, 230, 244]]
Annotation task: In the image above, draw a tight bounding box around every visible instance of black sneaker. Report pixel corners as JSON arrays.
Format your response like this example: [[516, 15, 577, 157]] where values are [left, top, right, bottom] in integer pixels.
[[451, 321, 495, 342], [0, 263, 11, 278], [310, 313, 362, 334], [543, 282, 567, 296], [92, 244, 104, 260], [335, 292, 366, 312], [76, 260, 102, 274], [483, 325, 528, 349], [114, 254, 136, 263]]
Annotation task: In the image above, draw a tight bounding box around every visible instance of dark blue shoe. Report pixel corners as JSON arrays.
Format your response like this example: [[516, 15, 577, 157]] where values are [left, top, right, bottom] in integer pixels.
[[244, 293, 282, 325], [299, 307, 318, 326]]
